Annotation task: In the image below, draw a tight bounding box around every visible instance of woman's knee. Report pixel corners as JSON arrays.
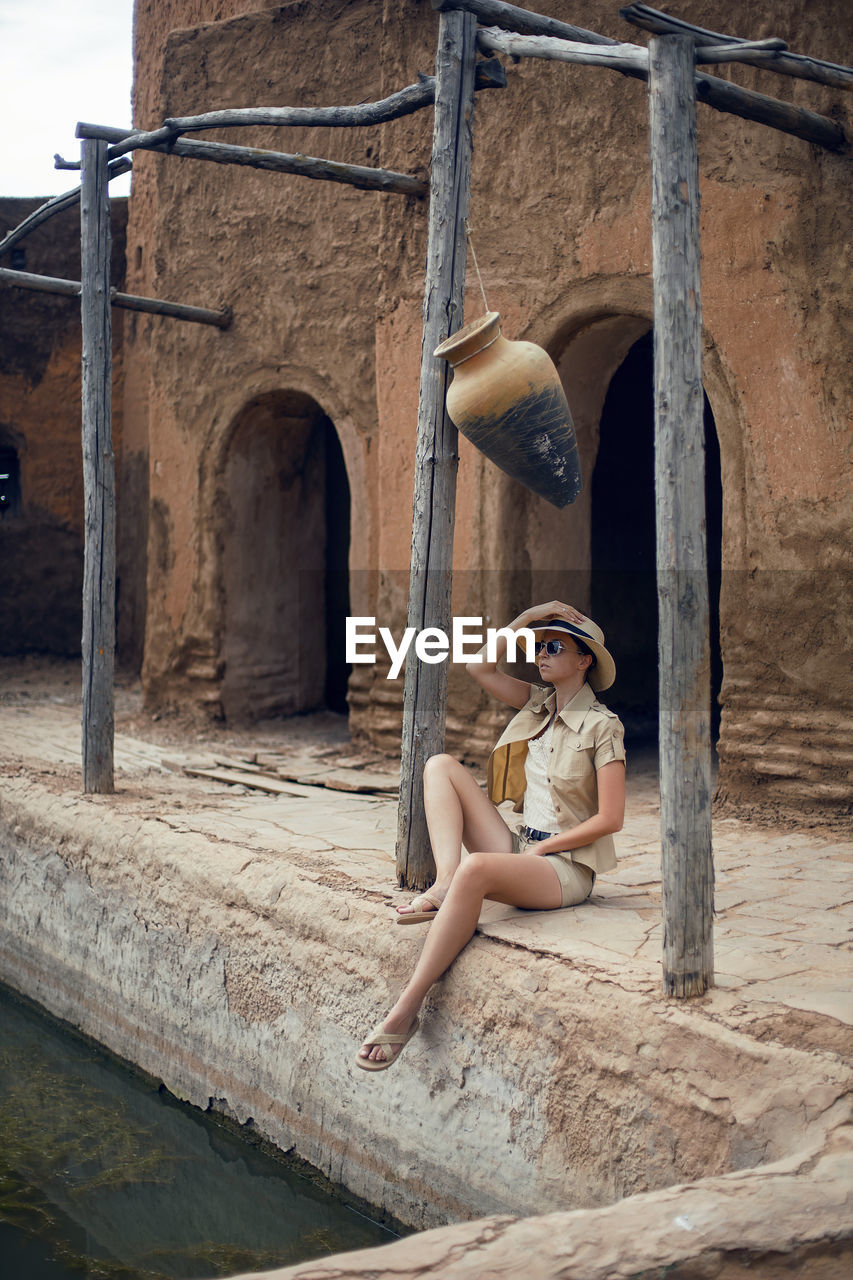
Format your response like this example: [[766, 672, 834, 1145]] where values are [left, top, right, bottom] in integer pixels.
[[454, 851, 491, 891], [423, 752, 462, 782]]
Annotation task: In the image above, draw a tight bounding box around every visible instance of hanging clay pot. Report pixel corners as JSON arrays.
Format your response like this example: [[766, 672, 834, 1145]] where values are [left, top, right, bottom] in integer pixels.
[[434, 311, 582, 509]]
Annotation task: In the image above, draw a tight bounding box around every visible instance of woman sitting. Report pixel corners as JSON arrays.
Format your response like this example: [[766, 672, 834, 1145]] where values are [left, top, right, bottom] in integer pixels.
[[356, 600, 626, 1071]]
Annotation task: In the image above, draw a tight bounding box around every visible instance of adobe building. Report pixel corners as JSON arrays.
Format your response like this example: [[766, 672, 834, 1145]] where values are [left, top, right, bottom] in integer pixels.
[[7, 0, 848, 823], [0, 198, 133, 659]]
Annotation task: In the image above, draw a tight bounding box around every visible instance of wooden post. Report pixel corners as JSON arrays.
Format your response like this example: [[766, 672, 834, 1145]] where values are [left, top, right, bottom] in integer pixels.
[[649, 34, 714, 997], [395, 7, 477, 889], [80, 138, 115, 794]]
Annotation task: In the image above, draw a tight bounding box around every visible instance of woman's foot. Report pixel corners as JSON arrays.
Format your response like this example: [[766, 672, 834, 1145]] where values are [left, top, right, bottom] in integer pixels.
[[395, 886, 448, 924], [355, 1013, 420, 1070]]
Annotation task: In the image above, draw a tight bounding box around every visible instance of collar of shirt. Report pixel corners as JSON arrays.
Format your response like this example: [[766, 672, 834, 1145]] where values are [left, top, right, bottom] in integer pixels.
[[529, 681, 597, 731]]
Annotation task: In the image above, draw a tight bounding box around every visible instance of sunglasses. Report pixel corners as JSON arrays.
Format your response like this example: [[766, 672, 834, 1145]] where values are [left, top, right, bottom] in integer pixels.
[[534, 639, 569, 657]]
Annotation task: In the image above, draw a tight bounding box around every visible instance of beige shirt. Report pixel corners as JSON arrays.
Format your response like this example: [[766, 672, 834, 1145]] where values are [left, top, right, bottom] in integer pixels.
[[523, 718, 560, 831], [487, 682, 626, 874]]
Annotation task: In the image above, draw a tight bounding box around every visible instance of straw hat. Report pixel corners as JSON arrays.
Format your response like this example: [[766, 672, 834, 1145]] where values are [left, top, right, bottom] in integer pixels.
[[530, 616, 616, 693]]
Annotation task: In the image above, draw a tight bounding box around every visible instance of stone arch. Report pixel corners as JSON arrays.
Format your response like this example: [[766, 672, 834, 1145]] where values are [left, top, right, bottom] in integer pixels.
[[210, 387, 352, 722]]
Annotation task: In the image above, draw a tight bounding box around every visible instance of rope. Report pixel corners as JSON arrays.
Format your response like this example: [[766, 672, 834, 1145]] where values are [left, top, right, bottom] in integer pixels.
[[464, 218, 490, 315]]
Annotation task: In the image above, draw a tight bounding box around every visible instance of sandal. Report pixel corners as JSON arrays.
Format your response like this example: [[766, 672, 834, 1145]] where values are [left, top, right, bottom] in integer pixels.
[[395, 890, 444, 925], [355, 1017, 420, 1072]]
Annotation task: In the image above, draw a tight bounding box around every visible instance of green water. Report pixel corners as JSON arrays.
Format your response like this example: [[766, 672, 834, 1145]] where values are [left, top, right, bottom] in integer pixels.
[[0, 985, 399, 1278]]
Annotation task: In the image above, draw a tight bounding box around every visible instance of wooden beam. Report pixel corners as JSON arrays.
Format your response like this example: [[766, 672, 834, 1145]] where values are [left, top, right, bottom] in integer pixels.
[[442, 0, 853, 94], [0, 160, 131, 258], [621, 3, 853, 91], [476, 24, 846, 151], [442, 0, 847, 150], [477, 26, 648, 74], [0, 267, 85, 297], [691, 69, 846, 151], [109, 290, 231, 326], [0, 266, 232, 328], [395, 7, 477, 891], [96, 84, 437, 157], [72, 61, 505, 165], [694, 39, 790, 65], [432, 0, 615, 46], [474, 28, 791, 74], [80, 139, 115, 795], [648, 34, 714, 998], [71, 130, 428, 197]]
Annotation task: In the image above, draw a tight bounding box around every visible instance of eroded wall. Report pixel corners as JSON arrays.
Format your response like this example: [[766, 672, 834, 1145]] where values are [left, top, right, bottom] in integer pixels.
[[129, 0, 852, 818]]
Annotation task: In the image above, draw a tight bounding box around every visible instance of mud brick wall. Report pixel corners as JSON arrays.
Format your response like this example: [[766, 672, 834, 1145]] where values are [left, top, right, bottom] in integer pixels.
[[122, 0, 851, 819]]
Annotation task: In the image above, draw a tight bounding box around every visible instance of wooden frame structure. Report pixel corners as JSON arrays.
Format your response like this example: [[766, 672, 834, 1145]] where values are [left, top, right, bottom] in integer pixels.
[[2, 1, 848, 996]]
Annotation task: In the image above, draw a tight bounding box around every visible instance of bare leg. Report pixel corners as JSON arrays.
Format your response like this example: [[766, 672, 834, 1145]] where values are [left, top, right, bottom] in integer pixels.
[[360, 851, 562, 1063], [397, 754, 513, 918]]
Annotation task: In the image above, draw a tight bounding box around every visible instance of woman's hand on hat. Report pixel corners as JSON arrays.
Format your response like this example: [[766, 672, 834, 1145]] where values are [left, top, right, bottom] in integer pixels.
[[510, 601, 586, 631]]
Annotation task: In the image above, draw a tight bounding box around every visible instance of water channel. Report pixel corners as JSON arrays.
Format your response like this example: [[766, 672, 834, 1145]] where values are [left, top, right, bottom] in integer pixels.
[[0, 984, 400, 1278]]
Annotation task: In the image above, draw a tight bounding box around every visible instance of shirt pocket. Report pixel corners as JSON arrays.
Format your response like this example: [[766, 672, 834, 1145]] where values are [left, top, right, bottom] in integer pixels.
[[554, 733, 595, 779]]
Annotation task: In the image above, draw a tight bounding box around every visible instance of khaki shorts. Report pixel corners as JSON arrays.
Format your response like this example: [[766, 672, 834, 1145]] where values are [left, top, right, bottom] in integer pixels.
[[511, 830, 595, 907]]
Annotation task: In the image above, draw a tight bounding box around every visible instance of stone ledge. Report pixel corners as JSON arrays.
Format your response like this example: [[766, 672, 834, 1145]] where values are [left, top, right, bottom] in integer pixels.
[[1, 771, 850, 1236]]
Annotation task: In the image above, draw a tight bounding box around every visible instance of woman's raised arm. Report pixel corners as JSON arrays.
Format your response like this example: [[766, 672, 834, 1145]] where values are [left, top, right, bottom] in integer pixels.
[[466, 600, 587, 710]]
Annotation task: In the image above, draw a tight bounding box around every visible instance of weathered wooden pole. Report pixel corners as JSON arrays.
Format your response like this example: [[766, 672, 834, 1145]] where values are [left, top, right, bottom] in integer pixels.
[[649, 33, 714, 996], [396, 6, 477, 889], [80, 138, 115, 793]]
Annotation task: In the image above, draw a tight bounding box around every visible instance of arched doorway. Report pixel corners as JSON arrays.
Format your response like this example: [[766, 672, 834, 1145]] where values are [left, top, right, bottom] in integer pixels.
[[590, 331, 723, 742], [219, 390, 351, 722]]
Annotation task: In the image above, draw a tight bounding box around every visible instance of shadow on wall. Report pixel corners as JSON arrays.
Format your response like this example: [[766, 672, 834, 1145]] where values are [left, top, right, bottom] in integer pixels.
[[218, 390, 351, 723]]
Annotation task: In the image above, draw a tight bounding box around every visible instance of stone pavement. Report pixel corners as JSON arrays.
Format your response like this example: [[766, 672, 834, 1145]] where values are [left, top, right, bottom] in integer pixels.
[[2, 680, 851, 1038]]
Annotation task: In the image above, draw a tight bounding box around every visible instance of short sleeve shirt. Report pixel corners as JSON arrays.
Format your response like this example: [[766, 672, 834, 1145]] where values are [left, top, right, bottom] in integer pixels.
[[486, 682, 626, 874]]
